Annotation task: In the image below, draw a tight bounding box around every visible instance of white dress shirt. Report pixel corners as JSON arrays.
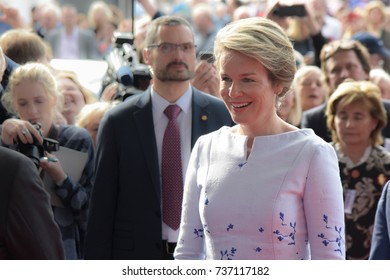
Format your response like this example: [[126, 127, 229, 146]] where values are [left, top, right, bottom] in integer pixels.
[[58, 27, 79, 59], [151, 86, 192, 242]]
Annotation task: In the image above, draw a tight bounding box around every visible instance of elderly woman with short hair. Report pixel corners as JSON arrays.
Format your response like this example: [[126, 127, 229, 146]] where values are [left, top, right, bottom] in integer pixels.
[[326, 79, 390, 260]]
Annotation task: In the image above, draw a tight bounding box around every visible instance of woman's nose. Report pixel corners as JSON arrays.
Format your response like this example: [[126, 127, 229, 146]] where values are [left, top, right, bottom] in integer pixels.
[[228, 83, 243, 98]]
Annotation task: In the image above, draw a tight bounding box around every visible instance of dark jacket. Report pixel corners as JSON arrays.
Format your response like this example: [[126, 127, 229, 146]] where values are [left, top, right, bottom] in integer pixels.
[[0, 146, 64, 259], [0, 56, 18, 124], [369, 181, 390, 260]]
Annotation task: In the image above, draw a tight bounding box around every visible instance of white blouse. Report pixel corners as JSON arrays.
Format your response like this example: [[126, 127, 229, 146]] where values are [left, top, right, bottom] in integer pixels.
[[174, 127, 345, 260]]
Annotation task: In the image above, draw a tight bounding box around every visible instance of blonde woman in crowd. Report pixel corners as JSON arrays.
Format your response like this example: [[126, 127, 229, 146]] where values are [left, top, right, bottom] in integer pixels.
[[363, 1, 390, 73], [75, 101, 118, 149], [55, 70, 97, 125], [370, 68, 390, 100], [0, 63, 94, 259], [87, 1, 114, 56], [277, 89, 302, 127], [292, 65, 328, 112]]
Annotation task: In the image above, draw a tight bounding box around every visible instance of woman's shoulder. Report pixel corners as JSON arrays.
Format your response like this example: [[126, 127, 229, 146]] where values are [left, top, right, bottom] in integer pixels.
[[372, 145, 390, 161], [59, 125, 91, 139], [57, 125, 93, 152], [200, 126, 232, 139], [195, 126, 232, 147], [295, 129, 336, 155], [299, 128, 330, 143]]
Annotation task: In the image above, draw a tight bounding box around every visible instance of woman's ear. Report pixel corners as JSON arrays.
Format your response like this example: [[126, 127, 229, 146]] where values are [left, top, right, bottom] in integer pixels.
[[274, 84, 284, 96]]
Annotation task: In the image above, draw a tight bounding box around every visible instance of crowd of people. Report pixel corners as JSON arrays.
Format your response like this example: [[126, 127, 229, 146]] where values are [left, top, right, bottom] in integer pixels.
[[1, 0, 390, 260]]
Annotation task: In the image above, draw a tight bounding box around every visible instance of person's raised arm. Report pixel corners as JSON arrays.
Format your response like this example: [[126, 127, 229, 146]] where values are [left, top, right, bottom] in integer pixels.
[[0, 3, 25, 29]]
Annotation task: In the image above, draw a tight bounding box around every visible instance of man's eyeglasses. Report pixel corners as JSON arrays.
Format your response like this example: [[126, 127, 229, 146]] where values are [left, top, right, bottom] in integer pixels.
[[321, 40, 360, 61], [147, 42, 197, 54]]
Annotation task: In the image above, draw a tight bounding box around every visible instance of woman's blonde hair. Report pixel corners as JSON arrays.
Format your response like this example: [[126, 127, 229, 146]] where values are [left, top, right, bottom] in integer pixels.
[[284, 89, 302, 127], [326, 80, 387, 145], [292, 65, 329, 103], [87, 1, 113, 29], [75, 101, 118, 128], [364, 0, 387, 34], [214, 17, 296, 101], [55, 70, 97, 104], [1, 63, 63, 117]]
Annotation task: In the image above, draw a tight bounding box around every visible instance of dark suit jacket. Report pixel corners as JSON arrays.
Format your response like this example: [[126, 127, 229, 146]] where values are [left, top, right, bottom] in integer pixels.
[[0, 56, 18, 124], [85, 88, 233, 259], [369, 181, 390, 260], [45, 27, 101, 60], [301, 100, 390, 142], [0, 147, 64, 259]]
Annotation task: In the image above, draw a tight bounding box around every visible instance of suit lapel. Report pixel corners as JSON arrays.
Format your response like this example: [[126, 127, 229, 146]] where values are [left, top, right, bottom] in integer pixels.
[[191, 89, 211, 149], [133, 92, 161, 201]]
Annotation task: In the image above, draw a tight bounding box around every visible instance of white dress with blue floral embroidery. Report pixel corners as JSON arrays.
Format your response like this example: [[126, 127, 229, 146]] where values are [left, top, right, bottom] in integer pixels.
[[174, 127, 345, 260]]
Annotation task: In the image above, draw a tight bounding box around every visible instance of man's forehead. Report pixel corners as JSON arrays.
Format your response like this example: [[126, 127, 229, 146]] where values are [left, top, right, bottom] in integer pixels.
[[326, 50, 361, 65]]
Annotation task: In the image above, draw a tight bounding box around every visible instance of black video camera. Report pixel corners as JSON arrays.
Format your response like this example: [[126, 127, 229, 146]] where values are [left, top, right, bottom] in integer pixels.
[[272, 4, 306, 18], [101, 31, 152, 101], [16, 123, 59, 169]]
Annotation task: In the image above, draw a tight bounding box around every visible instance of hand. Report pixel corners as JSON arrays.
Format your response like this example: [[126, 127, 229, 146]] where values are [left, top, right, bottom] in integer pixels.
[[137, 0, 157, 19], [1, 119, 43, 146], [264, 1, 289, 31], [0, 3, 25, 29], [100, 82, 119, 101], [191, 60, 220, 97], [298, 3, 321, 36], [40, 152, 67, 185]]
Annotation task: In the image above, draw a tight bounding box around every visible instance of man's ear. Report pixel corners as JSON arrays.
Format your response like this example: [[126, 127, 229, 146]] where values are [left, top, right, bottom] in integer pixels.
[[143, 48, 151, 64]]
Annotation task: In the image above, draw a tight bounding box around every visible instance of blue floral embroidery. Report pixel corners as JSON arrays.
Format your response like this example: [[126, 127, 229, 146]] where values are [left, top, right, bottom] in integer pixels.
[[254, 226, 264, 253], [194, 224, 211, 238], [220, 247, 237, 260], [273, 212, 296, 245], [205, 197, 209, 205], [193, 228, 204, 239], [258, 227, 264, 233], [280, 212, 286, 226], [317, 214, 343, 256], [227, 224, 234, 231], [254, 247, 262, 253], [238, 162, 247, 168]]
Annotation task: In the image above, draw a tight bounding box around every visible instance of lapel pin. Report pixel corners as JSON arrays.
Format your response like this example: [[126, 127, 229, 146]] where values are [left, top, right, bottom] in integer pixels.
[[201, 115, 208, 121]]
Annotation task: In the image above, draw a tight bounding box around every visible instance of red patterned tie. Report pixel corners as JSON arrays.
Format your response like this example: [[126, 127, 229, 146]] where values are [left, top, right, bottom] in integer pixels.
[[162, 104, 183, 230]]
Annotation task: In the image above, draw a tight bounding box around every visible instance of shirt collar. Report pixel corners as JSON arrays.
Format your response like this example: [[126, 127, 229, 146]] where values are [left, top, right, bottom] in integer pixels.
[[334, 143, 372, 168], [151, 85, 192, 117]]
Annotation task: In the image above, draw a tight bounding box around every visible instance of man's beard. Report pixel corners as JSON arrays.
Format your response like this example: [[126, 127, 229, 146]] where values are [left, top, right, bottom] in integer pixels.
[[154, 62, 194, 82]]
